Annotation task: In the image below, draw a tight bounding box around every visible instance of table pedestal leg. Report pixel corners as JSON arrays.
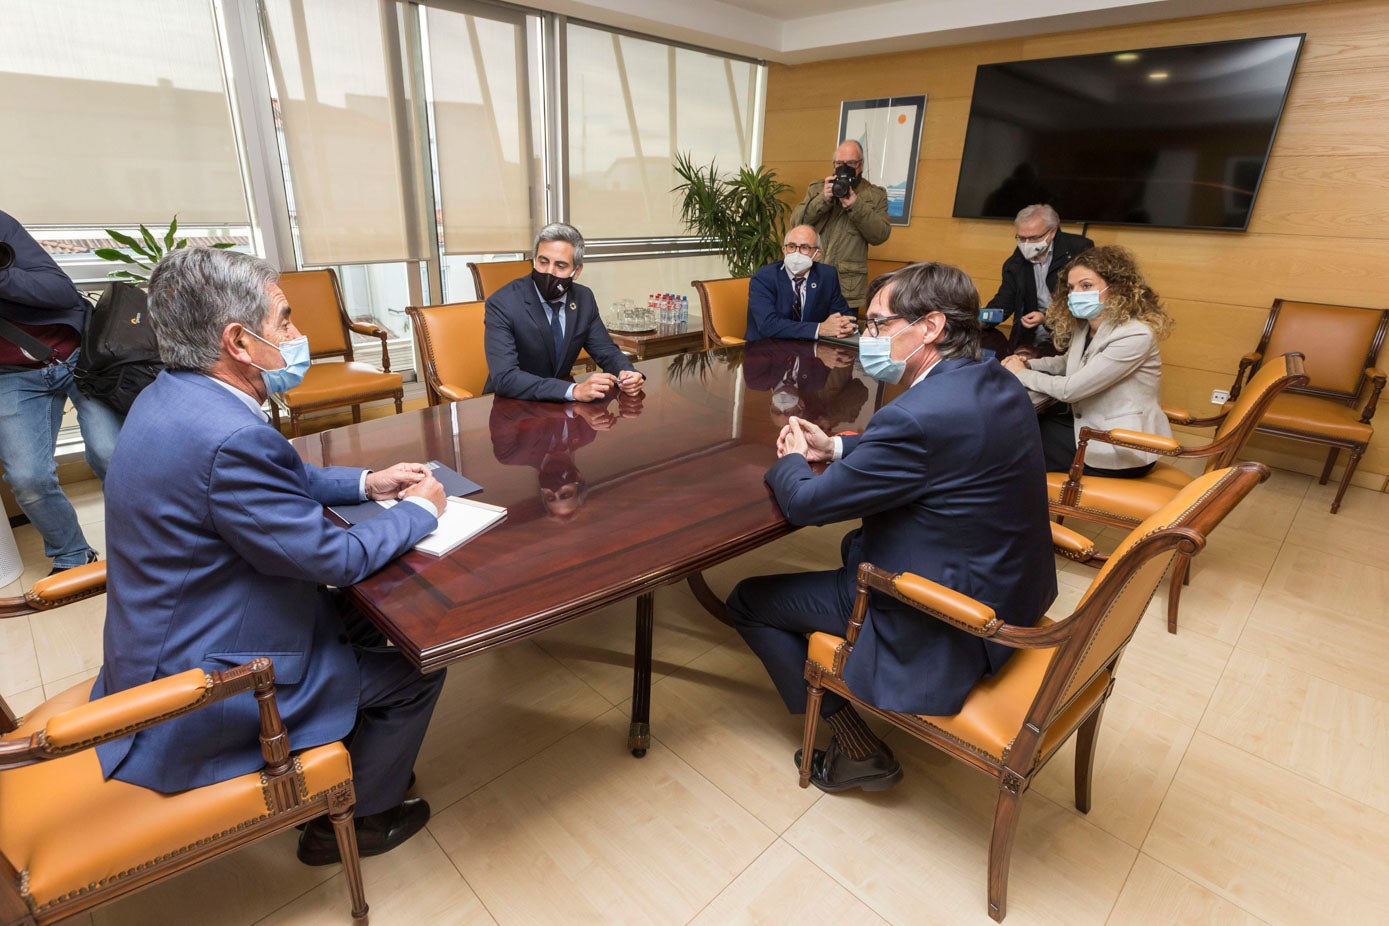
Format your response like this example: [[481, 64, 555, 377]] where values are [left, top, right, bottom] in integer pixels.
[[628, 591, 654, 757], [687, 572, 731, 626]]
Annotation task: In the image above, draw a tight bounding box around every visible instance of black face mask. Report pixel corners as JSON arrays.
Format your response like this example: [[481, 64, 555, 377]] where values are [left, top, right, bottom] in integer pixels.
[[531, 267, 572, 303]]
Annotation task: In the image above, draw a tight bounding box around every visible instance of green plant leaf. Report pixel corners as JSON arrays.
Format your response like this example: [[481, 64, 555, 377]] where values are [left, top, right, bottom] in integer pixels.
[[108, 270, 150, 282], [175, 238, 189, 250], [164, 215, 178, 250], [94, 248, 137, 264], [139, 224, 162, 260], [105, 228, 154, 259], [210, 242, 237, 249]]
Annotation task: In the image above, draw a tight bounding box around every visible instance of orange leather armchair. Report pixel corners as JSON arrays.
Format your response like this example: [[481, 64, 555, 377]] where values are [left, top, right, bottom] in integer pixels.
[[1049, 353, 1306, 632], [405, 301, 488, 405], [800, 462, 1269, 922], [272, 269, 404, 437], [692, 277, 750, 349], [1224, 299, 1389, 513], [466, 259, 530, 300], [0, 562, 106, 620], [0, 658, 368, 925]]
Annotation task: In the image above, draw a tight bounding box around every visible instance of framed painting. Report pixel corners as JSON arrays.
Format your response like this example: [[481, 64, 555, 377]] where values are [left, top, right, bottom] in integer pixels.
[[838, 95, 927, 226]]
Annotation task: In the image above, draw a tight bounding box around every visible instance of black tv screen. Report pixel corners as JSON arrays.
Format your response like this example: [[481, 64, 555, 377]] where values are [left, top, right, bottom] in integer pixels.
[[952, 34, 1304, 230]]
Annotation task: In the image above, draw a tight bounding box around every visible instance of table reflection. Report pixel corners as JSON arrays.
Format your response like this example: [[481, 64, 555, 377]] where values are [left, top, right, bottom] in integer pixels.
[[741, 339, 869, 435]]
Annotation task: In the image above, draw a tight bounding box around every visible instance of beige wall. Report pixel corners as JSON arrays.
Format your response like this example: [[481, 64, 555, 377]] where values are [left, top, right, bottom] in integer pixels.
[[763, 0, 1389, 491]]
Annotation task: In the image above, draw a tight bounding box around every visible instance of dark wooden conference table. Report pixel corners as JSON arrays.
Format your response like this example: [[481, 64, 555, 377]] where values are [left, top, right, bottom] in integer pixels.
[[290, 339, 874, 755]]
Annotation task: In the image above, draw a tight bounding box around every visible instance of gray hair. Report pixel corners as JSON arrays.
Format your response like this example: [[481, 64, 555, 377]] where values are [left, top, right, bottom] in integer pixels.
[[533, 223, 585, 266], [783, 224, 823, 250], [836, 138, 868, 180], [147, 247, 279, 372], [1014, 203, 1060, 229]]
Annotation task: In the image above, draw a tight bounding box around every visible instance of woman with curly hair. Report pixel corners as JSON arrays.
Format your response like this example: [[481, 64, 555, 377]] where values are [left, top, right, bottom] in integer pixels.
[[1001, 245, 1174, 476]]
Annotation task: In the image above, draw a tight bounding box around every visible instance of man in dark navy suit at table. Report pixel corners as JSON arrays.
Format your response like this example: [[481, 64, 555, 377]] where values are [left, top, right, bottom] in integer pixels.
[[483, 223, 643, 403], [727, 262, 1055, 793], [745, 224, 858, 342]]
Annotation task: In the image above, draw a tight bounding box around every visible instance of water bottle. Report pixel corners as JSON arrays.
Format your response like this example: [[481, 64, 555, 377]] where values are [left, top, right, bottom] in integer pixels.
[[679, 295, 689, 328]]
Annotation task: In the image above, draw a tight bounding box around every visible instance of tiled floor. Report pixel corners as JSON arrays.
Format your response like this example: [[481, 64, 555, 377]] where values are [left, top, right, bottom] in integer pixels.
[[4, 466, 1389, 925]]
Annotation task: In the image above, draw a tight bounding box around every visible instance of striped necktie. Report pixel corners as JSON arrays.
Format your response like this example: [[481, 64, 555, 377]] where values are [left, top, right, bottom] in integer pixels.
[[792, 276, 806, 321]]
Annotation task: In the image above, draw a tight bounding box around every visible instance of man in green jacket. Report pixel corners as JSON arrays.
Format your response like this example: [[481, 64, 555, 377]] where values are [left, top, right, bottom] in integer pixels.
[[788, 140, 892, 310]]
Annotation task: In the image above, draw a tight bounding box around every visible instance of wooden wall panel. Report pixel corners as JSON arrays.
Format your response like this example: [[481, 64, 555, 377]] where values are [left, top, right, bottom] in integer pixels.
[[762, 0, 1389, 491]]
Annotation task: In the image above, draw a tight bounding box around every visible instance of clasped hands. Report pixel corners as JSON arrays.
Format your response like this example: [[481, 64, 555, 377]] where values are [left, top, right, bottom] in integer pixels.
[[776, 415, 835, 463], [573, 370, 644, 402], [365, 462, 447, 515], [816, 313, 859, 340]]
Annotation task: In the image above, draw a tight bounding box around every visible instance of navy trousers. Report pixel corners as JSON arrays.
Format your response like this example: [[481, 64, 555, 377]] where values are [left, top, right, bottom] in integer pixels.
[[727, 530, 859, 716], [339, 602, 446, 816]]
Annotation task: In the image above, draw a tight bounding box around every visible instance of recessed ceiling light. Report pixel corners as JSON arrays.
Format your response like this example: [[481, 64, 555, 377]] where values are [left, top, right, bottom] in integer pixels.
[[1148, 70, 1170, 81], [1114, 52, 1140, 62]]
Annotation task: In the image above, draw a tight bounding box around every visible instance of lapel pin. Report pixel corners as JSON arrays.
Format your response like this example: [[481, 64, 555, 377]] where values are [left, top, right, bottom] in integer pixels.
[[810, 282, 818, 289]]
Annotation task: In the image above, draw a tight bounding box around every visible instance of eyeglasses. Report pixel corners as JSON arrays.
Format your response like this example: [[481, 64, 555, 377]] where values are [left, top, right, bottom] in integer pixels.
[[782, 242, 820, 255], [864, 313, 907, 337], [833, 159, 863, 170], [1015, 230, 1054, 244]]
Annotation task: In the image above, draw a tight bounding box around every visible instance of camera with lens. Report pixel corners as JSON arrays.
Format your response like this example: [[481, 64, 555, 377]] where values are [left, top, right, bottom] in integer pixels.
[[0, 242, 13, 271], [830, 163, 858, 200]]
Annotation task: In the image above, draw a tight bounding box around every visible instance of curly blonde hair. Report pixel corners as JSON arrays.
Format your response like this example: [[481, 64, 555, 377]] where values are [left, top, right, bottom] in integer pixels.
[[1043, 245, 1172, 350]]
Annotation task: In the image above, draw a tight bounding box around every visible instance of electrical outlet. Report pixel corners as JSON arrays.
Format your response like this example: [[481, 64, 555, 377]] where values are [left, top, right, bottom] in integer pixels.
[[1210, 388, 1230, 405]]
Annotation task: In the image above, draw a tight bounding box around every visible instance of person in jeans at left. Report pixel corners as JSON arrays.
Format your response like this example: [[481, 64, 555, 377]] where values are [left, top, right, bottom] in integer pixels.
[[0, 209, 121, 575]]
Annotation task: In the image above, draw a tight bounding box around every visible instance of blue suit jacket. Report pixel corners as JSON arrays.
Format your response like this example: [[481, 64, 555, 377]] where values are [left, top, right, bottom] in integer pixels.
[[483, 276, 635, 402], [92, 371, 438, 792], [746, 261, 852, 342], [765, 356, 1056, 715]]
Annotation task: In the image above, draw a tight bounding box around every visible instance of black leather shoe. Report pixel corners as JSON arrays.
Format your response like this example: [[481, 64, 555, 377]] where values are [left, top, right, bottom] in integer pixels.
[[794, 738, 903, 793], [296, 797, 431, 866], [296, 772, 416, 831]]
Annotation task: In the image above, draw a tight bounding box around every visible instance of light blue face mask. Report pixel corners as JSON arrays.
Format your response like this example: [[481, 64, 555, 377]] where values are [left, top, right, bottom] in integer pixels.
[[858, 317, 923, 384], [1067, 285, 1108, 320], [248, 329, 311, 394]]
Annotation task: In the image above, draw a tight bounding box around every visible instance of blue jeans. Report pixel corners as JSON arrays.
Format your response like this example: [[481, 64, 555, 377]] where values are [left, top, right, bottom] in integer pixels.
[[0, 351, 122, 568]]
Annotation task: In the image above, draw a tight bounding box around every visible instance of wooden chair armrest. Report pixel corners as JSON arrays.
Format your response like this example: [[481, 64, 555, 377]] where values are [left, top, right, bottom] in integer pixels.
[[1051, 522, 1097, 562], [0, 561, 107, 619], [1228, 351, 1262, 401], [348, 320, 388, 339], [853, 563, 1073, 650], [0, 660, 282, 771], [1361, 367, 1386, 422], [436, 384, 475, 402], [1162, 405, 1193, 425], [1105, 429, 1184, 454]]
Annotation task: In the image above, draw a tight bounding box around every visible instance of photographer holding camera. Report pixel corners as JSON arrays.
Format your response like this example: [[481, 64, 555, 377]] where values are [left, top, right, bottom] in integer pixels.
[[0, 209, 120, 574], [788, 140, 891, 310]]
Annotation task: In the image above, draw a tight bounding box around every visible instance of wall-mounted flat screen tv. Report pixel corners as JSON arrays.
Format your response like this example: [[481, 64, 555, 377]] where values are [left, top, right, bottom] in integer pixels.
[[952, 34, 1304, 231]]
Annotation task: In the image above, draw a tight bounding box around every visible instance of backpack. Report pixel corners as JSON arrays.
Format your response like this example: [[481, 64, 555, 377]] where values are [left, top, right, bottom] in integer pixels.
[[74, 282, 163, 416]]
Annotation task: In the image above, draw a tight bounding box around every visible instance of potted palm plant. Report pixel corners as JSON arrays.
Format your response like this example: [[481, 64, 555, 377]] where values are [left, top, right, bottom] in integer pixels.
[[94, 216, 234, 284], [672, 152, 791, 277]]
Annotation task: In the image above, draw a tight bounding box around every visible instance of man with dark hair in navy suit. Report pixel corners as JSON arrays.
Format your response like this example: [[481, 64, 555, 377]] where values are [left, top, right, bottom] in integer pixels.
[[728, 262, 1056, 793], [483, 222, 641, 403], [745, 224, 858, 342], [94, 247, 448, 866]]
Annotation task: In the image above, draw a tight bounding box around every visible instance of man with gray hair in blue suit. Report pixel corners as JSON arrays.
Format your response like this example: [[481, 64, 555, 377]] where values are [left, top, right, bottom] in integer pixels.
[[92, 246, 448, 866]]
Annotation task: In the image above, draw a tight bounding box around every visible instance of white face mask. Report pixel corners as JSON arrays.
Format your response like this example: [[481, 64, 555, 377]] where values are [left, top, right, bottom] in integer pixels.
[[783, 251, 814, 275], [1017, 236, 1051, 261]]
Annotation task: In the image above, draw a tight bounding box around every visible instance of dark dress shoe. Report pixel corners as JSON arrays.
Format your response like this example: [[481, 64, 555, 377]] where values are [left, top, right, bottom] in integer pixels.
[[794, 738, 903, 793], [296, 772, 416, 831], [48, 550, 99, 577], [296, 797, 431, 866]]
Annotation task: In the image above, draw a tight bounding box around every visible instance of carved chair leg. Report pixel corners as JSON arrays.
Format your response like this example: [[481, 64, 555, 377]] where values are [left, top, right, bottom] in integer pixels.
[[1167, 555, 1189, 634], [1319, 447, 1338, 486], [987, 775, 1026, 923], [1073, 702, 1106, 814], [289, 411, 302, 438], [352, 405, 363, 424], [800, 685, 824, 789], [329, 795, 370, 922], [1331, 446, 1363, 514], [393, 395, 403, 415]]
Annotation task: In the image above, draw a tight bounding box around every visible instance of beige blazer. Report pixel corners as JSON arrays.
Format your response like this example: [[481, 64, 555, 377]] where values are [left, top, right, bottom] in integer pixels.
[[1014, 317, 1171, 470]]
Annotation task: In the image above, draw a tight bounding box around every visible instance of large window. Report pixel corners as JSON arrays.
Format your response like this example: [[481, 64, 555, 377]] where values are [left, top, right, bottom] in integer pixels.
[[565, 24, 760, 240], [0, 0, 247, 227]]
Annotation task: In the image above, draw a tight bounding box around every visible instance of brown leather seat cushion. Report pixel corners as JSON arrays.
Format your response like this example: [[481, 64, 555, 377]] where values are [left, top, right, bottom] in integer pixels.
[[1255, 392, 1373, 443], [277, 362, 402, 408], [0, 679, 352, 914], [1045, 463, 1192, 524], [807, 625, 1110, 764]]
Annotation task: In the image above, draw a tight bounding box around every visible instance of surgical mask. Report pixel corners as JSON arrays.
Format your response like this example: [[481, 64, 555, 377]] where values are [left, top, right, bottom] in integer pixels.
[[858, 318, 923, 384], [531, 267, 572, 303], [1067, 286, 1108, 320], [247, 329, 310, 394], [1018, 238, 1050, 261], [783, 251, 814, 276], [771, 386, 801, 412]]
